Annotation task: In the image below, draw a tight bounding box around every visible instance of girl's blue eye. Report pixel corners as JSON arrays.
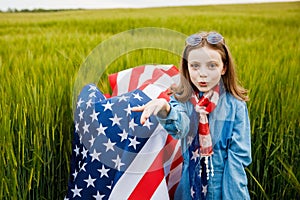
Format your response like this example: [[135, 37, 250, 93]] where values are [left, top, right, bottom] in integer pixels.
[[208, 63, 217, 69], [191, 64, 199, 69]]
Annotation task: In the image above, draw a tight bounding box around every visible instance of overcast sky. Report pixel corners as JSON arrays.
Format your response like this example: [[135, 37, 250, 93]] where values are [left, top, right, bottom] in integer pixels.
[[0, 0, 298, 11]]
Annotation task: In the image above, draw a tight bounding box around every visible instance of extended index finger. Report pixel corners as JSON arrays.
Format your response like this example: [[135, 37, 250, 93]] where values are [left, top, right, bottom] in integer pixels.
[[131, 105, 146, 112]]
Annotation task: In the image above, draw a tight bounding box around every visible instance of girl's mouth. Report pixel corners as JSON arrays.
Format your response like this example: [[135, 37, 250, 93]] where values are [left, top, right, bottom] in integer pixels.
[[199, 82, 207, 87]]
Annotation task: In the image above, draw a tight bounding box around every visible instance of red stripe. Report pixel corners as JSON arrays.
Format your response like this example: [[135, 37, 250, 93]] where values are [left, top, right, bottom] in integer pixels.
[[190, 96, 197, 106], [138, 80, 151, 91], [169, 147, 183, 171], [151, 68, 164, 80], [161, 65, 179, 77], [157, 89, 171, 101], [104, 93, 111, 98], [108, 72, 118, 96], [199, 97, 210, 107], [200, 146, 213, 156], [206, 102, 216, 113], [168, 182, 179, 200], [128, 135, 177, 200], [199, 123, 209, 135], [128, 66, 146, 92]]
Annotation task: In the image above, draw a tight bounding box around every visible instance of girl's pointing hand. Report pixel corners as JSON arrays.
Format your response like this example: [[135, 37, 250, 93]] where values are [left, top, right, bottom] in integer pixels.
[[132, 99, 170, 124]]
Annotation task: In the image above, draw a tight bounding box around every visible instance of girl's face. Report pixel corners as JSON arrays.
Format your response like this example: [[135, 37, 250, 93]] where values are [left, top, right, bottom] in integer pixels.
[[187, 47, 226, 92]]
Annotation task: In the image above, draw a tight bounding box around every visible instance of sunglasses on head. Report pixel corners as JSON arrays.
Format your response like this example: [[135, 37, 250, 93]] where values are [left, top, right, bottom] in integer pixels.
[[186, 32, 224, 46], [185, 32, 229, 65]]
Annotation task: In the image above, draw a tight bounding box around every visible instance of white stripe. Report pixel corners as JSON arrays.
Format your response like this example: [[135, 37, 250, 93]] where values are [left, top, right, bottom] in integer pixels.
[[211, 91, 219, 105], [167, 163, 182, 190], [142, 73, 176, 99], [156, 64, 174, 71], [143, 84, 166, 99], [171, 74, 180, 83], [200, 134, 213, 147], [116, 68, 132, 95], [151, 178, 170, 200], [200, 114, 208, 124], [138, 65, 155, 87], [108, 125, 169, 200], [153, 73, 175, 89]]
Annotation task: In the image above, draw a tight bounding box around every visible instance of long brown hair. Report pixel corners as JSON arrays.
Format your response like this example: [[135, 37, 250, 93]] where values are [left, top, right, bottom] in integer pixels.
[[172, 31, 249, 102]]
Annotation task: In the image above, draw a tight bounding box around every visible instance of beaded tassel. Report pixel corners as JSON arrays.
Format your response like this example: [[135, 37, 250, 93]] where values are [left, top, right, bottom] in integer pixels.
[[201, 156, 214, 180], [210, 156, 214, 177]]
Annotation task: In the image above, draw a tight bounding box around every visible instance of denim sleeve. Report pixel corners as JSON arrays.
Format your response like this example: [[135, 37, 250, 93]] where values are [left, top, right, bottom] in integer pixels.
[[222, 102, 252, 200], [157, 97, 190, 139]]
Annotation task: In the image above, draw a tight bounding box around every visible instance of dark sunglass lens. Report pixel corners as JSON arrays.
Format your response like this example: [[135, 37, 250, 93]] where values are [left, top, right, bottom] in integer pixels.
[[207, 33, 223, 44], [186, 34, 202, 46]]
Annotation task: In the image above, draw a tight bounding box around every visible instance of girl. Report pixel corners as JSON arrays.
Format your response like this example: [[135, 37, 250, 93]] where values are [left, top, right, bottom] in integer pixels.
[[133, 31, 252, 200]]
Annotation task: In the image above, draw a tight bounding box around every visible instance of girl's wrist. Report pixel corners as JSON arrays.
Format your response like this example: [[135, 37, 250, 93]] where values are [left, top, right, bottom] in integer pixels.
[[165, 101, 171, 115], [157, 99, 170, 119]]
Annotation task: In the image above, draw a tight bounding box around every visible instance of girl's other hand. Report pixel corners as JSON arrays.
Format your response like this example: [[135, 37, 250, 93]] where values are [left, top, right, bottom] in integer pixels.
[[131, 99, 170, 124]]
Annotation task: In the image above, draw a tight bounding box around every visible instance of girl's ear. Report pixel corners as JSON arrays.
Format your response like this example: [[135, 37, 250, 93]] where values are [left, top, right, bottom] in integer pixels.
[[221, 65, 227, 75]]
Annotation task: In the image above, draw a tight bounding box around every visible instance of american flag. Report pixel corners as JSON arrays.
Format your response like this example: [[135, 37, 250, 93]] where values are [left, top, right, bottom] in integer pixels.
[[65, 65, 183, 199]]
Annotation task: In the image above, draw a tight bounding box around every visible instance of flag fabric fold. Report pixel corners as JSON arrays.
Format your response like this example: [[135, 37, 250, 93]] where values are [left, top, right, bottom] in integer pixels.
[[65, 65, 183, 200]]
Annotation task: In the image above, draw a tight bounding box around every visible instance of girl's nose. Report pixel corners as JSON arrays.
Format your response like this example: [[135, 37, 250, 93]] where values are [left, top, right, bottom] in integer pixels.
[[198, 67, 207, 77]]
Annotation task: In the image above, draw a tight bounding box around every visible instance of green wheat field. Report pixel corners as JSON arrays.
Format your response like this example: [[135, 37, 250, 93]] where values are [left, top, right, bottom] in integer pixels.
[[0, 2, 299, 199]]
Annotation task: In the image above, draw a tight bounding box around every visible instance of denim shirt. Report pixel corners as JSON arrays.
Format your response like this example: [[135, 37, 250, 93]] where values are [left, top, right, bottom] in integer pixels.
[[158, 91, 252, 200]]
